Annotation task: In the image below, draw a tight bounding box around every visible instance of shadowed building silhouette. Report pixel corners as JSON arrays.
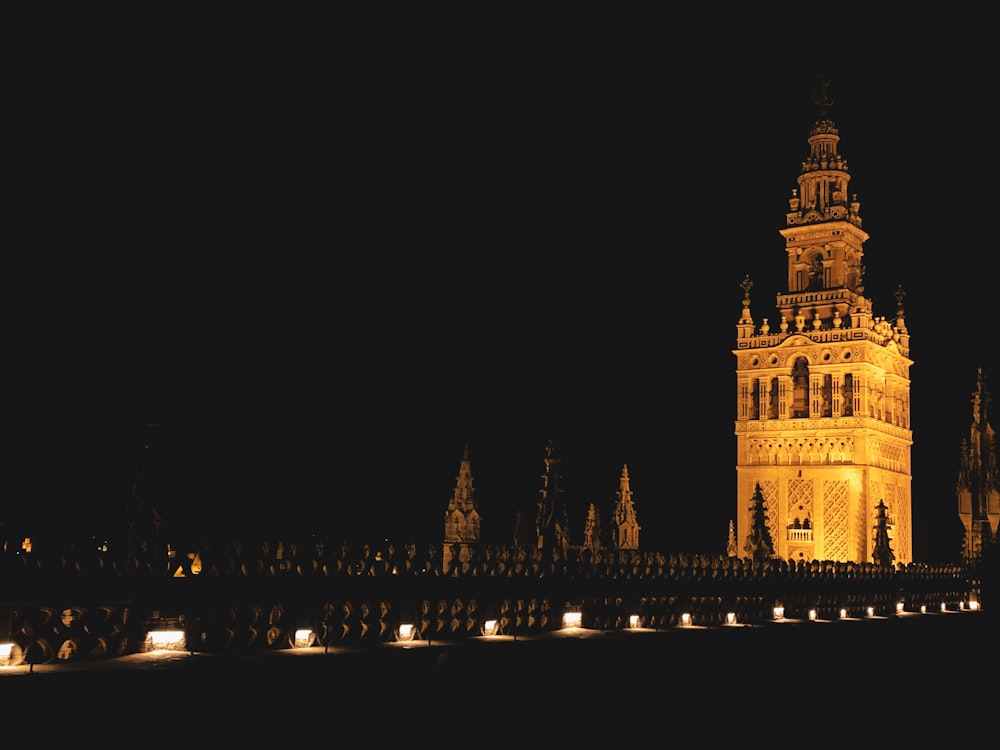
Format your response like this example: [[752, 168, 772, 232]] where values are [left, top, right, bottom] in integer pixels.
[[872, 499, 895, 568], [535, 440, 570, 556], [957, 368, 1000, 560], [744, 483, 776, 563]]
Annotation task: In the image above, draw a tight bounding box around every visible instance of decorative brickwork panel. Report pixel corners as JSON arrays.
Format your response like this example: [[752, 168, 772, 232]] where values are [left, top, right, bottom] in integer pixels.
[[787, 480, 813, 527], [876, 482, 910, 564], [852, 485, 867, 561], [823, 480, 850, 560], [871, 440, 907, 473], [748, 436, 856, 465], [891, 484, 910, 562], [760, 480, 778, 541]]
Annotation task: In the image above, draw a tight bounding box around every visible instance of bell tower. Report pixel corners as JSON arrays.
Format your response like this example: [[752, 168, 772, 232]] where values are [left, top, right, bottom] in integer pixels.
[[733, 80, 913, 565]]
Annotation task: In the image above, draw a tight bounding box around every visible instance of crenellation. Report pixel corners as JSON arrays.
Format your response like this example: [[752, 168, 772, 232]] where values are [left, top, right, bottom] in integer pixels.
[[735, 325, 903, 350]]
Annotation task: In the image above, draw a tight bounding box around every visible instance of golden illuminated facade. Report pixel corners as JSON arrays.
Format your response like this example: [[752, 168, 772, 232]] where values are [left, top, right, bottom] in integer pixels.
[[734, 89, 913, 565]]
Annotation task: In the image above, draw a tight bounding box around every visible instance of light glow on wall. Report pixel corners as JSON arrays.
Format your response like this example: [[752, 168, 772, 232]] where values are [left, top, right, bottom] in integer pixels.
[[397, 623, 416, 641], [146, 629, 185, 651], [562, 611, 582, 628]]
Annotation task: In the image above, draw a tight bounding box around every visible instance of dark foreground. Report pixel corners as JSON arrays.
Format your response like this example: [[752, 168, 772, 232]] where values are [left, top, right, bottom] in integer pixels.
[[4, 610, 994, 740]]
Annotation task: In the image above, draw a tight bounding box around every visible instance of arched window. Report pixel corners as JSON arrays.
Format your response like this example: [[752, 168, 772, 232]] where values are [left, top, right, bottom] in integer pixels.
[[821, 374, 833, 417], [807, 254, 825, 291], [792, 357, 809, 418], [842, 373, 854, 416]]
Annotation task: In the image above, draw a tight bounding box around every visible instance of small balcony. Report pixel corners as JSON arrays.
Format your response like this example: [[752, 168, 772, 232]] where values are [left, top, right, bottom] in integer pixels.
[[787, 528, 814, 543]]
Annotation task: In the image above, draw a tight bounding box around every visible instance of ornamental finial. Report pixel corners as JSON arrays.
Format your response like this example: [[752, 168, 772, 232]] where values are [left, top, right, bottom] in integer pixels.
[[894, 284, 906, 311]]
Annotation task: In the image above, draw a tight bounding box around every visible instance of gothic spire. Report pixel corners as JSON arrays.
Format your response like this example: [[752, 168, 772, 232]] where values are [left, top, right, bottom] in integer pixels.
[[536, 440, 569, 554], [727, 520, 738, 558], [958, 369, 1000, 559], [442, 443, 481, 574], [613, 464, 640, 550]]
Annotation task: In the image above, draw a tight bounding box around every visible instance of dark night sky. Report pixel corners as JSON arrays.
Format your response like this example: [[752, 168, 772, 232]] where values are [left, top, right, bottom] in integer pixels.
[[7, 28, 997, 563]]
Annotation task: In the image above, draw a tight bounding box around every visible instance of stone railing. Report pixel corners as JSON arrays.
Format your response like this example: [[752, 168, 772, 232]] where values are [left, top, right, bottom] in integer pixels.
[[1, 541, 991, 668]]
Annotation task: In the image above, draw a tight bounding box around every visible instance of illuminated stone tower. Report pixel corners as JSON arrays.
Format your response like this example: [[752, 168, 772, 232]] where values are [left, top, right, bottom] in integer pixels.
[[442, 444, 481, 573], [957, 368, 999, 560], [733, 82, 913, 565], [612, 464, 640, 550]]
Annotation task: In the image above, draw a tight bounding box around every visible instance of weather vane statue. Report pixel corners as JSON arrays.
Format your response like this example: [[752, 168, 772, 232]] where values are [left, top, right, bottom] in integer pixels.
[[810, 77, 834, 111]]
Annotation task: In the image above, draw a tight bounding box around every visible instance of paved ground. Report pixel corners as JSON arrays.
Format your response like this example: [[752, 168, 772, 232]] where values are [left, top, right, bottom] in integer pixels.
[[5, 610, 994, 740]]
